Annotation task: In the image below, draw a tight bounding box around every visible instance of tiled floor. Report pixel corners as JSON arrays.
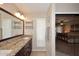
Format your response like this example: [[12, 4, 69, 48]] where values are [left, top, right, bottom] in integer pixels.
[[31, 51, 48, 56]]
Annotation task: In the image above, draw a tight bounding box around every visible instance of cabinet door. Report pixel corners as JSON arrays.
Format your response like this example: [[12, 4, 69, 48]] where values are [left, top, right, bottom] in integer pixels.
[[25, 40, 32, 56], [15, 39, 32, 56], [15, 47, 25, 56]]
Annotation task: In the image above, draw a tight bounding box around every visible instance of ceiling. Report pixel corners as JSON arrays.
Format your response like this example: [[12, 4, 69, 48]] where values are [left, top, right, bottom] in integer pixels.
[[14, 3, 50, 17]]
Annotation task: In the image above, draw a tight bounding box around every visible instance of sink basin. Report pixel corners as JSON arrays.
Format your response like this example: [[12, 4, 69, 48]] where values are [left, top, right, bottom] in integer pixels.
[[0, 50, 12, 56]]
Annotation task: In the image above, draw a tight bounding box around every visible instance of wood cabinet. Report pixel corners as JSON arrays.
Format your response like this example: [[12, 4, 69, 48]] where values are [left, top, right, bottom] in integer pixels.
[[15, 39, 32, 56]]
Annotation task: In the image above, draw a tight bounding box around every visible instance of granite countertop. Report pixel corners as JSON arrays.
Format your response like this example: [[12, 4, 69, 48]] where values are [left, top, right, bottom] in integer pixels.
[[0, 36, 32, 56]]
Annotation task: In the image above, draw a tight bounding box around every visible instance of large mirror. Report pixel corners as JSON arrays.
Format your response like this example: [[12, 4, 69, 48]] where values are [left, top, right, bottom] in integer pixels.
[[0, 8, 24, 41]]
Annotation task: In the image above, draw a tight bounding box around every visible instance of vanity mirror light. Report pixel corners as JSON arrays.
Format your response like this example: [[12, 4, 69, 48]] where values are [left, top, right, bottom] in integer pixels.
[[0, 8, 24, 41]]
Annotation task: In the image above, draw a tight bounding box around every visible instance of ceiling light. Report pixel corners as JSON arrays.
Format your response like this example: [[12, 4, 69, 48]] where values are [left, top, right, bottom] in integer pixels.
[[15, 12, 25, 20], [0, 2, 3, 7], [0, 3, 3, 4], [0, 1, 3, 4], [15, 12, 21, 17], [20, 15, 25, 20], [60, 23, 64, 25]]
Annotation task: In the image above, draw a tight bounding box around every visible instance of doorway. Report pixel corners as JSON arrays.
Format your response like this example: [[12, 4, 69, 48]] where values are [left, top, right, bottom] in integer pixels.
[[56, 14, 79, 56]]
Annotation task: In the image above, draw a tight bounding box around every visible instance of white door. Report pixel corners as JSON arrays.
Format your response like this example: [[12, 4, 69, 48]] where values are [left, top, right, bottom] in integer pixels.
[[36, 18, 46, 50]]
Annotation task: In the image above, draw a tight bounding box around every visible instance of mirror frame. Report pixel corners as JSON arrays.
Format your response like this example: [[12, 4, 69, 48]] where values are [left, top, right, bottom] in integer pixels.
[[0, 7, 24, 42]]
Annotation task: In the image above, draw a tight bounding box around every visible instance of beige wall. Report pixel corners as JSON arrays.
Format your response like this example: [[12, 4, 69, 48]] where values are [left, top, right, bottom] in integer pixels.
[[47, 4, 55, 56], [56, 3, 79, 13]]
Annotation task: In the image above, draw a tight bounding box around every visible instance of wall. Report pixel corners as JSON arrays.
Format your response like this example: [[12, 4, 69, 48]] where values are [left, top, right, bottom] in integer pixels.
[[55, 3, 79, 13], [47, 4, 55, 56], [50, 4, 55, 56]]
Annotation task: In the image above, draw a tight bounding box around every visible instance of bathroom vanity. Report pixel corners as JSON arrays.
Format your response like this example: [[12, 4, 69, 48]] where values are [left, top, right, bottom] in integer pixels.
[[0, 36, 32, 56], [15, 38, 32, 56]]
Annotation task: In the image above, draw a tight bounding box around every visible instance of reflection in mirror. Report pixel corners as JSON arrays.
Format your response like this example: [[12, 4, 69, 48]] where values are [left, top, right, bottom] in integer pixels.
[[12, 17, 23, 36], [0, 8, 24, 41], [0, 13, 2, 40]]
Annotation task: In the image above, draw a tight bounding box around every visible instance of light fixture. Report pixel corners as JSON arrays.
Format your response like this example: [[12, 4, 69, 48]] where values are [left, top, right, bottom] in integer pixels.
[[0, 2, 3, 7], [15, 12, 25, 20], [20, 15, 25, 20], [15, 12, 21, 17], [0, 0, 3, 4], [60, 22, 64, 25], [0, 3, 3, 4], [60, 20, 64, 26], [14, 5, 25, 20]]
